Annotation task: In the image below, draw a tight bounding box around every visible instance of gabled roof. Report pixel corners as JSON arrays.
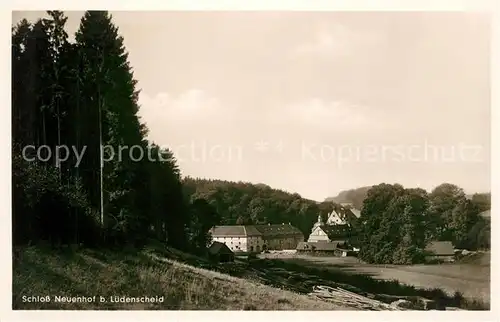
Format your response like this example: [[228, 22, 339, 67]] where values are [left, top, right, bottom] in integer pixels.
[[326, 210, 347, 224], [208, 241, 234, 255], [350, 208, 361, 218], [244, 225, 263, 236], [210, 226, 248, 237], [425, 241, 454, 256], [210, 224, 303, 238], [327, 205, 361, 222], [338, 205, 359, 220]]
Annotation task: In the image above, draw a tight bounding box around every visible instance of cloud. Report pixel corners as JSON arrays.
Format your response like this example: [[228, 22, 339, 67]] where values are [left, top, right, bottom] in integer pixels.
[[138, 89, 236, 144], [266, 98, 389, 132], [138, 89, 401, 155], [138, 89, 220, 121], [290, 23, 382, 59]]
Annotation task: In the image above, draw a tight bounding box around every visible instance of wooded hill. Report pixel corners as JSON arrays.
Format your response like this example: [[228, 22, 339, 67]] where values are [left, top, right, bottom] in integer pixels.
[[325, 187, 490, 214], [182, 177, 346, 238]]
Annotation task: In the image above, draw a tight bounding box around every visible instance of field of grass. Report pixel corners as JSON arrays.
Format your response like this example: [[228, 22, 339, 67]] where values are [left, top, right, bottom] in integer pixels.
[[260, 252, 490, 304], [12, 245, 350, 310]]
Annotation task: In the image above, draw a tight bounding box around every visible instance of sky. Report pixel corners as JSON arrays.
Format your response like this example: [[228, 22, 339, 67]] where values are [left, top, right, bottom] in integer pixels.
[[12, 11, 491, 201]]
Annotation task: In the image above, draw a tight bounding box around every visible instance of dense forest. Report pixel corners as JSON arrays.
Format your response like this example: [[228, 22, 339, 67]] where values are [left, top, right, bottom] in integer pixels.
[[182, 177, 344, 237], [12, 11, 490, 265]]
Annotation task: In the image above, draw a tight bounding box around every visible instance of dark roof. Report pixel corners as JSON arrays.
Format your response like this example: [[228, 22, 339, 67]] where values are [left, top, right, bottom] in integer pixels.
[[210, 224, 303, 238], [254, 224, 304, 237], [425, 241, 454, 256], [210, 226, 247, 237], [319, 225, 350, 239], [331, 205, 361, 220], [296, 241, 345, 251], [208, 241, 233, 255], [244, 225, 262, 236], [330, 240, 348, 245]]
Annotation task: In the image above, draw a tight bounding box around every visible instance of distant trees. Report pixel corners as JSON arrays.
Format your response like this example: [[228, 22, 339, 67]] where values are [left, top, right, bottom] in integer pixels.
[[464, 217, 490, 250], [324, 186, 371, 210], [427, 183, 481, 247], [357, 183, 489, 264], [470, 193, 491, 213]]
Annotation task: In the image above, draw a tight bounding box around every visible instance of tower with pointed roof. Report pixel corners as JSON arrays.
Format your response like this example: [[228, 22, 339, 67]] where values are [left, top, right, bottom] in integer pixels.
[[313, 214, 323, 229]]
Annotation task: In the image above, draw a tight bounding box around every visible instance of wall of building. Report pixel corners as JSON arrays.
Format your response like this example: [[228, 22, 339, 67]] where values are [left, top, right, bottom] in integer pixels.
[[263, 236, 302, 250], [213, 235, 268, 253], [212, 236, 249, 252], [214, 234, 302, 252], [246, 236, 264, 252]]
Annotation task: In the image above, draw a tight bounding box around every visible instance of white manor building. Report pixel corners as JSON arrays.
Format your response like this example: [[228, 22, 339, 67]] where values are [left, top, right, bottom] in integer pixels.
[[307, 205, 361, 243]]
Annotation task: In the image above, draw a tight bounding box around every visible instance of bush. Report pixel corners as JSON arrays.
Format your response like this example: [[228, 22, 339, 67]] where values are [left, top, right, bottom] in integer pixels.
[[13, 153, 100, 247]]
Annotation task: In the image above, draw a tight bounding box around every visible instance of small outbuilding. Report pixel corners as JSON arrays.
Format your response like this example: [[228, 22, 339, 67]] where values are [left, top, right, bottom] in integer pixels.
[[208, 241, 235, 263], [424, 241, 455, 263], [296, 241, 349, 257]]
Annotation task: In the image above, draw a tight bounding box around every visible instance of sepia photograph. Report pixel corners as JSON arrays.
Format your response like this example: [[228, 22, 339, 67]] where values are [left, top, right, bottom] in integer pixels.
[[11, 9, 491, 312]]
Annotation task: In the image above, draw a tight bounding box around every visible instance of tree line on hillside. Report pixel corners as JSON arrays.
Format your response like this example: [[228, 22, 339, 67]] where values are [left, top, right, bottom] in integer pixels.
[[326, 186, 491, 214], [182, 177, 343, 237], [324, 186, 372, 210], [356, 183, 490, 264], [12, 11, 219, 255]]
